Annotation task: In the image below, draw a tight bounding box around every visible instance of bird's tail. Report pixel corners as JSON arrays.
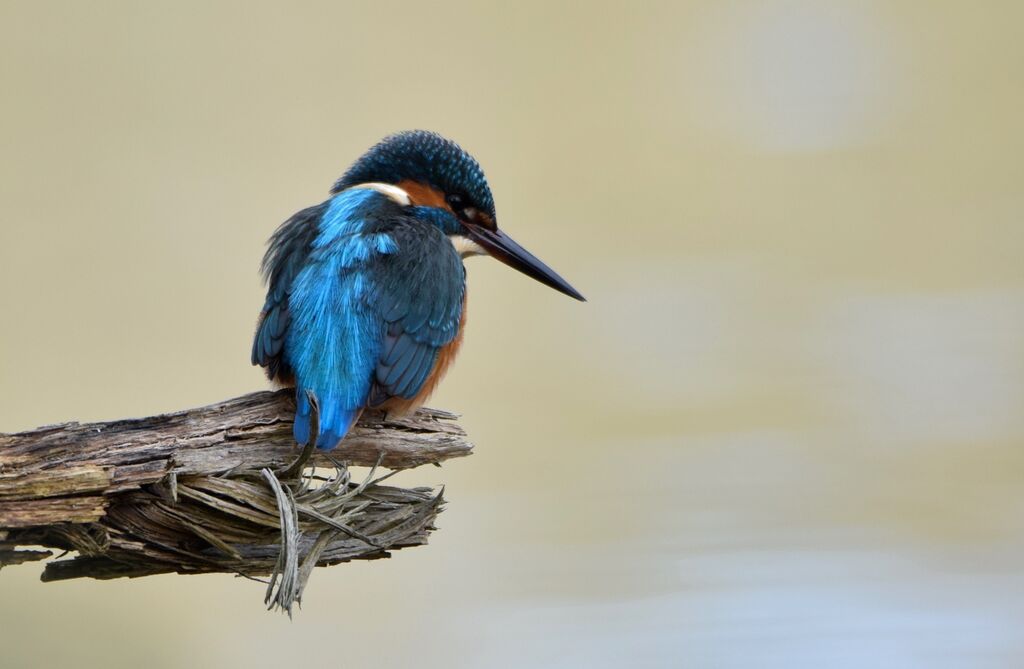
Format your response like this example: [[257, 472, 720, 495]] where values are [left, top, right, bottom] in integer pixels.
[[293, 387, 361, 451]]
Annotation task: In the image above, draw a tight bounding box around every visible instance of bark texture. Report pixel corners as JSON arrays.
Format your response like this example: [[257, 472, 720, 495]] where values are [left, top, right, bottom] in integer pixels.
[[0, 390, 471, 608]]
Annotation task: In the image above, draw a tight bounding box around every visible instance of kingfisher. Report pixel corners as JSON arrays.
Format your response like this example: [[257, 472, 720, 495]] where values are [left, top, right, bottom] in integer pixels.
[[252, 130, 584, 450]]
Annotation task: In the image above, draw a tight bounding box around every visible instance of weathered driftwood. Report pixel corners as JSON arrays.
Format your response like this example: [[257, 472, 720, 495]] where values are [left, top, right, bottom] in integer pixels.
[[0, 390, 471, 611]]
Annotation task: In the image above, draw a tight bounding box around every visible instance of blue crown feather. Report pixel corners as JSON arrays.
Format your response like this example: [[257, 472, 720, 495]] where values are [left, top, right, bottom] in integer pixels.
[[332, 130, 495, 218]]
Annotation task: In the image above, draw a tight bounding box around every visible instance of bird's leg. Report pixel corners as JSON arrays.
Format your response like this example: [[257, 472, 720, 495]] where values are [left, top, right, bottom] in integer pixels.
[[278, 389, 319, 479]]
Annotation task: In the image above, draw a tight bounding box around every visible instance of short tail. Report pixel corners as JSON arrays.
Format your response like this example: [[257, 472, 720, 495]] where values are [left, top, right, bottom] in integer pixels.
[[293, 387, 361, 451]]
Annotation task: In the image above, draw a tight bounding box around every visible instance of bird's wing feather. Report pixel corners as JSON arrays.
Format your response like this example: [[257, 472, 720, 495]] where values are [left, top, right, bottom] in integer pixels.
[[366, 222, 465, 406], [251, 202, 325, 382]]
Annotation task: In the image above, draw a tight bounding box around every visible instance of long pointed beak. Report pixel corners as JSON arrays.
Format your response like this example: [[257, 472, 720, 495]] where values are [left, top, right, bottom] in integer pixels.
[[467, 226, 586, 301]]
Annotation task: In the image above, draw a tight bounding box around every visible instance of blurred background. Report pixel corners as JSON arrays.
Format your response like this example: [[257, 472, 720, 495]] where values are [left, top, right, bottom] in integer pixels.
[[1, 1, 1022, 667]]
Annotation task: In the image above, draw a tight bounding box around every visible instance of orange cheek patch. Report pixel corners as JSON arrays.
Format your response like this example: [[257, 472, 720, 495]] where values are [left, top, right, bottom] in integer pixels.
[[397, 179, 451, 210]]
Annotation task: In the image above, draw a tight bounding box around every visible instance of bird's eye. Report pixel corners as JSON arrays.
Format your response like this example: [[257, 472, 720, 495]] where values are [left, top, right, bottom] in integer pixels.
[[446, 193, 466, 211]]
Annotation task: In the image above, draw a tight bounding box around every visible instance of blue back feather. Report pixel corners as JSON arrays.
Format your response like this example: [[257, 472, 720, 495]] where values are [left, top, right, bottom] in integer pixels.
[[285, 189, 398, 448]]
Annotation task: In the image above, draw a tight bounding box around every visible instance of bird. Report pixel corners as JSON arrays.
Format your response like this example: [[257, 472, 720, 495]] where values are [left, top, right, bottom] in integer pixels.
[[252, 130, 584, 451]]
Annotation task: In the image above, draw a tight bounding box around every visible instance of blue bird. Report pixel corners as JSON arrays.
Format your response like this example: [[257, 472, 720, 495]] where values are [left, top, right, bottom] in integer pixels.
[[252, 131, 584, 450]]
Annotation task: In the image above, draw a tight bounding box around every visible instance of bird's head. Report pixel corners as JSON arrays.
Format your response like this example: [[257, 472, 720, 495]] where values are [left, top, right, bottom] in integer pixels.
[[332, 130, 584, 301]]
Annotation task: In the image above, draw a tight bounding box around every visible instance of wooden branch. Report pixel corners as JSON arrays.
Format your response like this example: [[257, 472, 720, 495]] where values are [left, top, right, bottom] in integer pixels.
[[0, 390, 472, 608]]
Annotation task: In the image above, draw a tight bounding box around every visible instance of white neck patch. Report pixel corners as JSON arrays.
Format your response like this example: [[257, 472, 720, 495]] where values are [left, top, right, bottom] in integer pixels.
[[348, 182, 411, 206]]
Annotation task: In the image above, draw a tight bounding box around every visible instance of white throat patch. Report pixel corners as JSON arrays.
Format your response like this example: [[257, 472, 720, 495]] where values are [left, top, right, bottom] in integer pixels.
[[449, 234, 487, 258]]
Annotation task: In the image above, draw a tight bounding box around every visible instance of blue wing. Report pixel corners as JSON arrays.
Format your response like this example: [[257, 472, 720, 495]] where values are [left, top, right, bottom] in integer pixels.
[[255, 188, 464, 451], [251, 202, 325, 382], [367, 223, 465, 406]]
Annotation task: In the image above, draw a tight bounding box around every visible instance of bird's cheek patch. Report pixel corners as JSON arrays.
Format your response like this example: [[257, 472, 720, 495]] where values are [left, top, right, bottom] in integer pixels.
[[397, 179, 450, 210]]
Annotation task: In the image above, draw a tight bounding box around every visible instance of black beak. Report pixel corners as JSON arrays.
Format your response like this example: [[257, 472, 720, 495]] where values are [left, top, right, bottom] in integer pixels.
[[467, 226, 585, 302]]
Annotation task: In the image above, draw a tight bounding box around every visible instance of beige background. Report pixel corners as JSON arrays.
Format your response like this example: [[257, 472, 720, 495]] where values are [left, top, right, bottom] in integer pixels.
[[2, 1, 1023, 667]]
